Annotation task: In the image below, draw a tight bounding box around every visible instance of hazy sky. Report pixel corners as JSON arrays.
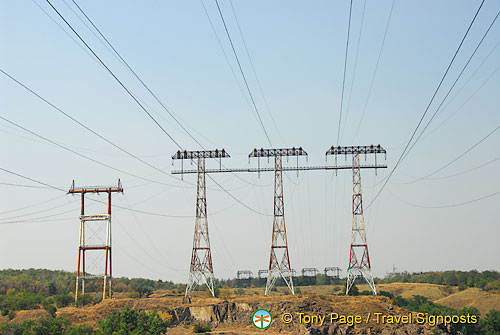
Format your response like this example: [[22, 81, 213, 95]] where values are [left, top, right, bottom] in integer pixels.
[[1, 0, 499, 284]]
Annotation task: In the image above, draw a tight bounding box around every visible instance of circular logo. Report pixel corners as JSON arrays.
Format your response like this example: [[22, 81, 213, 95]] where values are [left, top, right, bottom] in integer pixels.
[[252, 309, 272, 329]]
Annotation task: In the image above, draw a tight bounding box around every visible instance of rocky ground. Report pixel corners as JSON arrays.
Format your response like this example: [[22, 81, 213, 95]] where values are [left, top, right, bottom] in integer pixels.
[[5, 293, 459, 334]]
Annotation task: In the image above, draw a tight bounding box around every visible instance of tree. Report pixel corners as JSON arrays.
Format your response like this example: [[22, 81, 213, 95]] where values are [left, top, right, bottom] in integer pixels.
[[42, 298, 57, 318], [54, 294, 73, 308], [482, 310, 500, 334], [68, 324, 95, 335], [98, 306, 170, 335]]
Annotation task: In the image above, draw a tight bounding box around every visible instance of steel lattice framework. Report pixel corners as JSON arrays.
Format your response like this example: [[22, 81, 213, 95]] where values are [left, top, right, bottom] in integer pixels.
[[327, 146, 385, 295], [172, 150, 229, 301], [248, 147, 308, 295], [324, 266, 341, 278], [171, 145, 386, 297], [68, 180, 123, 302]]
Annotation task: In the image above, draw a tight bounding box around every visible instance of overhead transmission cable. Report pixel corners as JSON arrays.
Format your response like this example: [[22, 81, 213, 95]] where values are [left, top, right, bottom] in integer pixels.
[[337, 0, 354, 145], [401, 9, 500, 161], [0, 115, 192, 189], [44, 0, 182, 149], [400, 125, 499, 184], [341, 0, 367, 142], [388, 189, 500, 209], [50, 0, 269, 194], [228, 0, 285, 145], [213, 0, 273, 147], [0, 69, 192, 188], [352, 0, 396, 142], [365, 0, 486, 210], [422, 38, 500, 140]]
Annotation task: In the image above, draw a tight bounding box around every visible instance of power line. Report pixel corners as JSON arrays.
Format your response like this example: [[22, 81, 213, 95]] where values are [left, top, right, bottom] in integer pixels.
[[0, 201, 74, 221], [351, 0, 396, 142], [44, 0, 183, 149], [228, 0, 285, 145], [400, 155, 500, 182], [0, 167, 66, 192], [342, 0, 367, 142], [0, 182, 54, 190], [0, 194, 66, 215], [400, 125, 499, 184], [0, 115, 191, 188], [422, 39, 500, 140], [337, 0, 353, 145], [401, 9, 500, 161], [388, 189, 500, 209], [0, 69, 191, 188], [69, 0, 210, 150], [46, 0, 272, 205], [366, 0, 486, 210], [199, 0, 253, 112], [213, 0, 273, 147]]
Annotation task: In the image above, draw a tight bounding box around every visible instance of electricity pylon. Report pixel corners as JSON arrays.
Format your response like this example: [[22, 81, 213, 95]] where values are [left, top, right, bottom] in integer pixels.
[[326, 145, 386, 295], [249, 147, 308, 295], [172, 149, 229, 301], [172, 146, 387, 295], [68, 180, 123, 303]]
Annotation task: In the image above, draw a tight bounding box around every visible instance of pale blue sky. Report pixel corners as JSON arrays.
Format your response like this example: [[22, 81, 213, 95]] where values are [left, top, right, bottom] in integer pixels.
[[0, 0, 499, 283]]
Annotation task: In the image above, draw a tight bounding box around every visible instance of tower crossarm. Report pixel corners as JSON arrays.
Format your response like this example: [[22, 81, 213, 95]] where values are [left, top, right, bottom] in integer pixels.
[[172, 149, 230, 160], [325, 144, 386, 156], [68, 180, 123, 194], [249, 147, 308, 158]]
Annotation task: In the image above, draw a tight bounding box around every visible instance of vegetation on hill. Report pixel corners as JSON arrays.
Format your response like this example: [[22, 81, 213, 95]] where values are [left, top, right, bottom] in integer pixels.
[[0, 306, 171, 335], [0, 269, 180, 297], [381, 270, 500, 291]]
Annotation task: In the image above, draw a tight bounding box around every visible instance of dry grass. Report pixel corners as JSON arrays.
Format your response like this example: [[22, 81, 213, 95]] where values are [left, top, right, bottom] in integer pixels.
[[434, 288, 500, 316]]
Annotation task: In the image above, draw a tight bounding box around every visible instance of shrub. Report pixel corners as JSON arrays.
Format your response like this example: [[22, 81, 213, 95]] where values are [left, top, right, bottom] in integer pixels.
[[68, 324, 94, 335], [378, 291, 394, 299], [42, 298, 57, 318], [76, 294, 95, 307], [482, 310, 500, 333], [193, 322, 211, 333], [98, 306, 170, 335], [126, 291, 141, 299], [7, 309, 15, 320], [54, 294, 73, 308]]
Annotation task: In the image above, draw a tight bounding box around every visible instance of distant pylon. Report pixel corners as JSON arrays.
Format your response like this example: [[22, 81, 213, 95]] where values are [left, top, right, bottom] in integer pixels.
[[346, 151, 376, 295], [172, 149, 229, 301], [68, 180, 123, 303]]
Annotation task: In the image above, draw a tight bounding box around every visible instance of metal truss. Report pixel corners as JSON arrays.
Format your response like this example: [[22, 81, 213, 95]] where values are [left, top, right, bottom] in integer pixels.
[[347, 152, 376, 295], [172, 149, 230, 159], [172, 164, 386, 175], [264, 153, 296, 295], [68, 180, 123, 303], [249, 147, 308, 158], [172, 150, 230, 301], [236, 270, 253, 279], [326, 144, 386, 155], [302, 268, 319, 277], [324, 267, 341, 278]]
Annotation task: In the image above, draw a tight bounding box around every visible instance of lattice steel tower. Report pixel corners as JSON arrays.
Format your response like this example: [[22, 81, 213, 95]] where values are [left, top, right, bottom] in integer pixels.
[[326, 145, 386, 295], [172, 149, 229, 301], [68, 180, 123, 303], [249, 147, 307, 295]]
